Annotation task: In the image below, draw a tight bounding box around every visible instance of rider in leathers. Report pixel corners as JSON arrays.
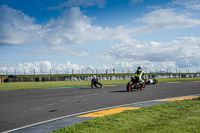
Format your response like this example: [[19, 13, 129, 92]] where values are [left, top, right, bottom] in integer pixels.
[[134, 66, 145, 85], [91, 75, 103, 88]]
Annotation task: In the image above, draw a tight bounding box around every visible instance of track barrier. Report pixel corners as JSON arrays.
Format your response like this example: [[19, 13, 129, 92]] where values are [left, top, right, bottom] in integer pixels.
[[2, 73, 200, 82]]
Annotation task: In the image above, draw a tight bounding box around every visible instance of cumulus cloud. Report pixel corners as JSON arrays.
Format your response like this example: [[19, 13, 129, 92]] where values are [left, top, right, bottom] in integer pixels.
[[0, 60, 120, 75], [42, 7, 200, 46], [43, 7, 113, 45], [1, 5, 200, 71], [0, 5, 114, 46], [0, 59, 184, 75], [103, 37, 200, 69], [1, 5, 200, 47], [134, 8, 200, 34], [0, 5, 42, 46], [0, 60, 85, 75], [172, 0, 200, 10]]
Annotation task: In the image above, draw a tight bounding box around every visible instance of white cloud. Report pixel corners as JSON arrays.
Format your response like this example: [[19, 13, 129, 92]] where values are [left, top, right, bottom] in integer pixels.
[[0, 60, 115, 75], [0, 60, 135, 74], [0, 5, 112, 48], [1, 5, 200, 47], [103, 37, 200, 69], [172, 0, 200, 10], [1, 45, 199, 75], [49, 8, 200, 43], [1, 5, 200, 71], [0, 5, 42, 46], [135, 8, 200, 34], [0, 60, 84, 75], [43, 7, 112, 45]]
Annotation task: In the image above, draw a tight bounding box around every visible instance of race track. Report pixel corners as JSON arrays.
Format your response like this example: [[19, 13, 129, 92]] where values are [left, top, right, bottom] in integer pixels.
[[0, 81, 200, 132]]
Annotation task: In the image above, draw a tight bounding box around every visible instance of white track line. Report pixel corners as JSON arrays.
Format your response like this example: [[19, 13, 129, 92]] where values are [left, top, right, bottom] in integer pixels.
[[3, 94, 200, 133]]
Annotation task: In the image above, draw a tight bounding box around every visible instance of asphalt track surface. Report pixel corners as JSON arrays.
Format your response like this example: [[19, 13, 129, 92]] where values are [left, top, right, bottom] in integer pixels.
[[0, 81, 200, 132]]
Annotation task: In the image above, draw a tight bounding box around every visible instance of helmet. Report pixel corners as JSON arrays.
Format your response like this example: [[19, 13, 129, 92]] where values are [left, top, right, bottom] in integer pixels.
[[137, 66, 142, 71], [93, 75, 96, 78]]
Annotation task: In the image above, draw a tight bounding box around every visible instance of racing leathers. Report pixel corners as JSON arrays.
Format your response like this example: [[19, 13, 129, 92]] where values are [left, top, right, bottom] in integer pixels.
[[134, 69, 145, 84], [91, 76, 102, 88]]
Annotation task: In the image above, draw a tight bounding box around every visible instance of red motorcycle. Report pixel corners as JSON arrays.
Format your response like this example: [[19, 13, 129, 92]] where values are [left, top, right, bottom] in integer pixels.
[[126, 76, 146, 92]]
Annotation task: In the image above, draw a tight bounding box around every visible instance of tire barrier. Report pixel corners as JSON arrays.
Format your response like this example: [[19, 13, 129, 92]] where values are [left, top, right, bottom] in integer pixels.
[[2, 73, 200, 82]]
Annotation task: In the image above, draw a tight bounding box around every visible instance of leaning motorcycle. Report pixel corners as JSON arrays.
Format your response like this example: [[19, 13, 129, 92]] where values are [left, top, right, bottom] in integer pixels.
[[126, 76, 146, 92]]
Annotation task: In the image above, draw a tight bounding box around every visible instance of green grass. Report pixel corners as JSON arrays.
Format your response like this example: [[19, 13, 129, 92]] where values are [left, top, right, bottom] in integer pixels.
[[0, 81, 90, 91], [0, 80, 130, 91], [52, 98, 200, 133], [0, 77, 200, 91], [157, 77, 200, 83]]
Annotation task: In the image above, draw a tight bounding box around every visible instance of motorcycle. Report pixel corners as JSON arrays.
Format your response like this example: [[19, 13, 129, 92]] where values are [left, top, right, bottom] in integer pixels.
[[146, 78, 158, 85], [126, 76, 146, 92]]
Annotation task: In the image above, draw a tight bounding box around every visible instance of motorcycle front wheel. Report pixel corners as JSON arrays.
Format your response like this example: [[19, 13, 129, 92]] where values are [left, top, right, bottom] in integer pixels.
[[126, 82, 133, 92]]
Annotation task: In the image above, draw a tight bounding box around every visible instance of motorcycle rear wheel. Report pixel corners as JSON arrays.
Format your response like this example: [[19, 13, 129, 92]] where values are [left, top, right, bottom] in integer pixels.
[[95, 83, 102, 88]]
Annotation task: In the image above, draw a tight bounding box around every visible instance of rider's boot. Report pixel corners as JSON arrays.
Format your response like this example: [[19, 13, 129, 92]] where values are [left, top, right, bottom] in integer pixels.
[[140, 81, 145, 90]]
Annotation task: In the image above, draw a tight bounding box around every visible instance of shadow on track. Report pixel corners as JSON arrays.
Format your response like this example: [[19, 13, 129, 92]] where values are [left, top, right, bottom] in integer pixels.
[[79, 87, 103, 90], [78, 87, 91, 90], [109, 90, 128, 93]]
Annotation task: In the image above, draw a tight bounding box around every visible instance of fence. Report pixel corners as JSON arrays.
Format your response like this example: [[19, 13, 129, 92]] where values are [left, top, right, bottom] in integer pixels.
[[1, 68, 199, 76], [1, 73, 200, 83]]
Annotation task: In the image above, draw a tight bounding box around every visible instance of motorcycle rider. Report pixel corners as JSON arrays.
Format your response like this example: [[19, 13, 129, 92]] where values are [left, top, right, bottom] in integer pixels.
[[91, 75, 103, 88], [134, 66, 145, 85]]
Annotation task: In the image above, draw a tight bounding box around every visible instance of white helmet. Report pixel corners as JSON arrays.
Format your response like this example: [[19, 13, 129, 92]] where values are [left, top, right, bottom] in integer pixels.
[[93, 75, 96, 78]]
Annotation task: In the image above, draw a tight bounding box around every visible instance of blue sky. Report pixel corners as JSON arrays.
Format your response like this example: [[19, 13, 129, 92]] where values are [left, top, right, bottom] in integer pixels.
[[0, 0, 200, 74]]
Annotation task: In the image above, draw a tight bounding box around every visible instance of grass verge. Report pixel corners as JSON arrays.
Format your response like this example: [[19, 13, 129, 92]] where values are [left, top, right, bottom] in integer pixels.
[[52, 98, 200, 133], [157, 77, 200, 83], [0, 80, 130, 91], [0, 77, 200, 91]]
